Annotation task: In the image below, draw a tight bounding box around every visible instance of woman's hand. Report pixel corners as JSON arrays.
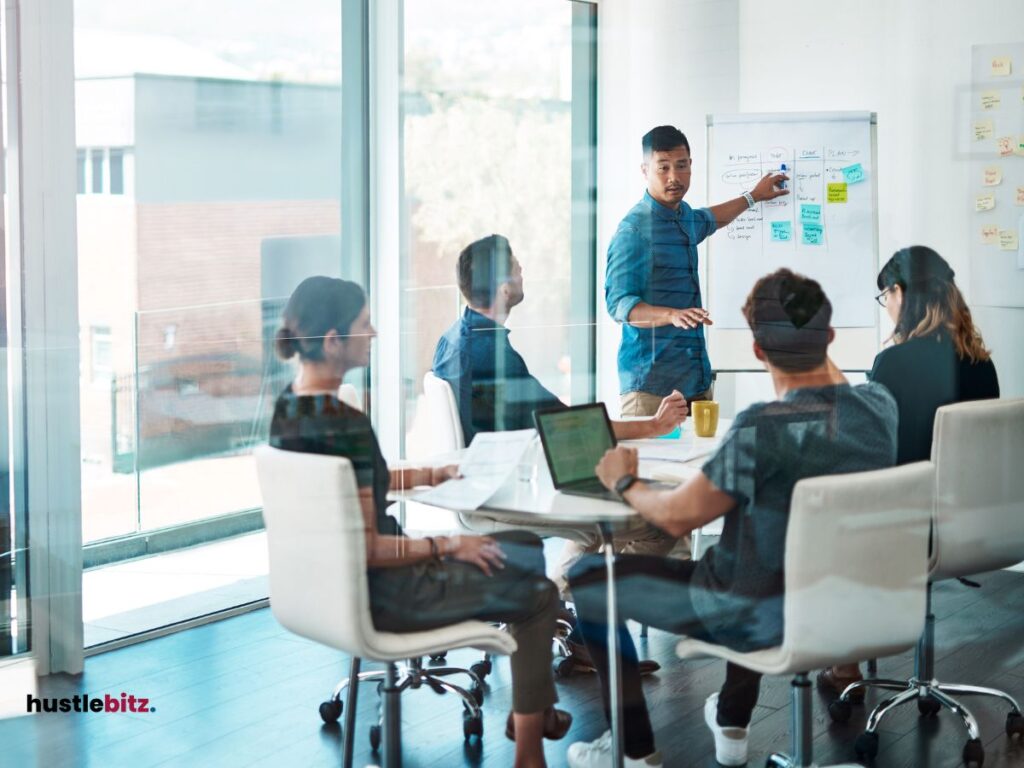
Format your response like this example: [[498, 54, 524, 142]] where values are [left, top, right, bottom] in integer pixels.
[[429, 464, 461, 485], [595, 446, 639, 491], [444, 534, 506, 576]]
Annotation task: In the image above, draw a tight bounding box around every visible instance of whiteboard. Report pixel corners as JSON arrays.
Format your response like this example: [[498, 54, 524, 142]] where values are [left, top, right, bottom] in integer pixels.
[[969, 42, 1024, 308], [706, 112, 878, 329]]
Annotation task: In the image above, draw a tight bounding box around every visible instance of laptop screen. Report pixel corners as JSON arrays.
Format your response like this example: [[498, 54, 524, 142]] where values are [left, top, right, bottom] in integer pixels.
[[535, 404, 616, 487]]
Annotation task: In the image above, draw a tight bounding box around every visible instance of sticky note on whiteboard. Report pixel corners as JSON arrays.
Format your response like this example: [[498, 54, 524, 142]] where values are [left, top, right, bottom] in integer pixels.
[[996, 136, 1014, 156], [980, 225, 999, 245], [800, 203, 822, 224], [991, 56, 1012, 76], [770, 221, 792, 242], [841, 163, 865, 184], [802, 223, 823, 245], [1016, 135, 1024, 157], [1017, 187, 1024, 206], [826, 183, 847, 203], [975, 194, 996, 212], [983, 167, 1002, 186], [973, 120, 994, 141], [999, 230, 1019, 250], [980, 90, 1001, 110]]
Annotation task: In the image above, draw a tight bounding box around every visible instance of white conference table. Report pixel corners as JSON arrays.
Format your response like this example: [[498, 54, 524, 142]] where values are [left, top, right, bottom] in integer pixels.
[[419, 421, 730, 768]]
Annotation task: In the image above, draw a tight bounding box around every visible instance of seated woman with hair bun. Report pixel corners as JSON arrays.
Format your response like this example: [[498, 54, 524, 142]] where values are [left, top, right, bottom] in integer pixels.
[[269, 276, 569, 768]]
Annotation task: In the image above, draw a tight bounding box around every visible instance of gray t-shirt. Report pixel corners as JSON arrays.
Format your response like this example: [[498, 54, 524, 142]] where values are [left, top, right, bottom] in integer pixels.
[[691, 382, 898, 652]]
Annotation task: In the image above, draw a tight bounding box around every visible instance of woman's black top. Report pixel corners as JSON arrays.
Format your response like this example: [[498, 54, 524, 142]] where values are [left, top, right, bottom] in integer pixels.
[[869, 335, 999, 465], [269, 385, 402, 536]]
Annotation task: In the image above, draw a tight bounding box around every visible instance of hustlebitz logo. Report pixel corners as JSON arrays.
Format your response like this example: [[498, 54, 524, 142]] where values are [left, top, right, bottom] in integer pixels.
[[27, 693, 155, 714]]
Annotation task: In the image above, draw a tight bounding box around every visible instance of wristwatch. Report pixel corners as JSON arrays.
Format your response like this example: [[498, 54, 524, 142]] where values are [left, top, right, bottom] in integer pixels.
[[614, 473, 640, 497]]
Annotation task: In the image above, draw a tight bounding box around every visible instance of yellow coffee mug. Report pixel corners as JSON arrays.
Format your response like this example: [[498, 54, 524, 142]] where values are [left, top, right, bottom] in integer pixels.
[[692, 400, 720, 438]]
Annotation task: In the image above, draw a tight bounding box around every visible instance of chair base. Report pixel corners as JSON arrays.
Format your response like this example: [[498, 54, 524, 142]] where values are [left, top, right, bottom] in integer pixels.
[[830, 676, 1023, 767]]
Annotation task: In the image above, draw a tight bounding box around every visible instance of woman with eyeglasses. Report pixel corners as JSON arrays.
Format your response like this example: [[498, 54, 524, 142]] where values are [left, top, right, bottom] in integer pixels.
[[819, 245, 999, 699], [269, 277, 570, 767]]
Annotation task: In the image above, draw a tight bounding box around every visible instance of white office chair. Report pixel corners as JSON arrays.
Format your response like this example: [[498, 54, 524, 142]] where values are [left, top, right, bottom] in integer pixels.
[[255, 445, 516, 768], [337, 382, 361, 410], [676, 462, 935, 768], [422, 372, 466, 453], [830, 398, 1024, 767]]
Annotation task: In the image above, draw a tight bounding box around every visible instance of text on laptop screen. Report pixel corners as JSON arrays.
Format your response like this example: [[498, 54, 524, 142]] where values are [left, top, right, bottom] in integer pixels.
[[538, 406, 615, 485]]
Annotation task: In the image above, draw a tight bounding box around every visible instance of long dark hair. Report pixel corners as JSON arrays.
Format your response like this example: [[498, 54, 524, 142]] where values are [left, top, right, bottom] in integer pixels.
[[877, 246, 990, 362], [275, 277, 366, 361]]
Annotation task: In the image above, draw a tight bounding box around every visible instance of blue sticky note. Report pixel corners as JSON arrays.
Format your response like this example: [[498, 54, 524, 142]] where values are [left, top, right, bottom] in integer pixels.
[[842, 163, 865, 184], [770, 220, 792, 242], [802, 223, 824, 245], [800, 203, 822, 224], [655, 425, 682, 440]]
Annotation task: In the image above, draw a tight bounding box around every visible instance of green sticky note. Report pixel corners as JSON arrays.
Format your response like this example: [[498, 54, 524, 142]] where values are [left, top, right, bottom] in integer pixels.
[[802, 223, 823, 245], [800, 203, 821, 224], [770, 220, 792, 242], [655, 425, 682, 440], [827, 183, 848, 203], [842, 163, 865, 184]]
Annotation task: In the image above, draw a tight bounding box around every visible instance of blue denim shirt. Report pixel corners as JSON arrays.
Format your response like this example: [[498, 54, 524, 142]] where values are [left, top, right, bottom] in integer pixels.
[[432, 308, 563, 442], [606, 192, 716, 398]]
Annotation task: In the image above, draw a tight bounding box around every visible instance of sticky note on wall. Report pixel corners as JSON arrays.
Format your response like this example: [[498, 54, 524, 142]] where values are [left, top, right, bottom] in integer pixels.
[[974, 120, 994, 141], [827, 183, 847, 203], [770, 221, 792, 242], [802, 223, 823, 245], [997, 136, 1014, 156], [983, 166, 1002, 186], [800, 203, 822, 224], [841, 163, 865, 184], [975, 194, 996, 212], [1017, 187, 1024, 206], [980, 225, 999, 245], [999, 230, 1019, 250], [991, 56, 1012, 76], [980, 90, 1001, 110]]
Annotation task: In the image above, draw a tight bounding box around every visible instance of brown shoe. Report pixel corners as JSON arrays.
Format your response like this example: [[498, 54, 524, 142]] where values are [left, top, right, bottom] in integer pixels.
[[505, 707, 573, 741], [565, 638, 661, 676], [816, 666, 865, 703]]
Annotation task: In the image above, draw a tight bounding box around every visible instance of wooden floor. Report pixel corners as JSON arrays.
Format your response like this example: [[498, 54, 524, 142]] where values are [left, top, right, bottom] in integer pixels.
[[3, 569, 1024, 768]]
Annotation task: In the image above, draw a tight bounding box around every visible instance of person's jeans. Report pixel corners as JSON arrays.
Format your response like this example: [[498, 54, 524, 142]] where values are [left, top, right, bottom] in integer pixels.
[[569, 553, 761, 759]]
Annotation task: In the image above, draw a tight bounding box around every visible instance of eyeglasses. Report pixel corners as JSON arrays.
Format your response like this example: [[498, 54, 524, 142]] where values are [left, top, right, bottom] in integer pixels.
[[874, 287, 891, 307]]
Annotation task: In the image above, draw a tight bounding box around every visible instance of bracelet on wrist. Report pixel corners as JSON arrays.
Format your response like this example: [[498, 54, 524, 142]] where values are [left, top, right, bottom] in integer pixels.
[[742, 191, 756, 209]]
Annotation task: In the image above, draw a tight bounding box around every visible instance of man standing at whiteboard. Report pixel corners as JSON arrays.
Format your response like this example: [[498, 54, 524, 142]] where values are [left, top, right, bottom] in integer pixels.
[[607, 125, 789, 415]]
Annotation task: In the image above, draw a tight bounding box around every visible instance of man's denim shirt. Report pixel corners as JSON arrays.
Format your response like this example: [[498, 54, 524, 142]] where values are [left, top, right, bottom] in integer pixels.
[[432, 308, 562, 442], [605, 191, 716, 398]]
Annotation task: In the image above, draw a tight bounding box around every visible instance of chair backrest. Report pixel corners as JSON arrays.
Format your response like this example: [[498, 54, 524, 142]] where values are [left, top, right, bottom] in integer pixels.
[[254, 445, 376, 654], [780, 462, 934, 670], [423, 372, 466, 452], [337, 383, 361, 410], [930, 398, 1024, 581]]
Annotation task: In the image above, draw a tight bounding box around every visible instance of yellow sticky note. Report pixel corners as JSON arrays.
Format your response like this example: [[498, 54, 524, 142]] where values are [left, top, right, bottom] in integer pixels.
[[827, 183, 848, 203], [999, 230, 1018, 251], [1017, 186, 1024, 206], [981, 90, 1001, 110], [975, 194, 996, 212], [991, 56, 1012, 76], [1015, 135, 1024, 157], [997, 136, 1014, 156], [983, 166, 1003, 186], [980, 225, 999, 245], [974, 120, 994, 141]]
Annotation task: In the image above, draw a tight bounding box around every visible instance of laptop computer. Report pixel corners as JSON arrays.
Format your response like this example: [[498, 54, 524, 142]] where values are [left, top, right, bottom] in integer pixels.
[[534, 403, 674, 501]]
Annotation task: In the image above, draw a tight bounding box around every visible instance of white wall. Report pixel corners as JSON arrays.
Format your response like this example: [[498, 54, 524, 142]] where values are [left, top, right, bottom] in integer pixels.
[[597, 0, 1024, 406]]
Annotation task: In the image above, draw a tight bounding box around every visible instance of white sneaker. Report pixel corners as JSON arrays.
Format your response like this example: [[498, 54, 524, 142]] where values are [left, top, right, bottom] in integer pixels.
[[566, 729, 664, 768], [703, 693, 749, 766]]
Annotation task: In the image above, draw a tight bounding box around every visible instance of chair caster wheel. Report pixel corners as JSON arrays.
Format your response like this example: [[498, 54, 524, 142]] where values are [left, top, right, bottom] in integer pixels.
[[470, 683, 485, 705], [1007, 710, 1024, 739], [553, 656, 577, 678], [369, 724, 382, 752], [917, 695, 941, 717], [463, 710, 484, 742], [962, 737, 984, 767], [429, 652, 447, 665], [319, 699, 343, 724], [470, 661, 490, 680], [828, 698, 852, 723], [854, 730, 879, 762]]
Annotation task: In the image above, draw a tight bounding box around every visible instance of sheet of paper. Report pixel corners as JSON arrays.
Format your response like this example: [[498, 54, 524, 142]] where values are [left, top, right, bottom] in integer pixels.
[[799, 203, 822, 224], [414, 429, 535, 511], [981, 90, 1001, 110], [770, 220, 792, 242], [973, 120, 994, 141], [996, 136, 1014, 157], [841, 163, 865, 184], [991, 56, 1012, 76], [999, 230, 1019, 251], [826, 183, 848, 203], [981, 225, 999, 245], [976, 194, 996, 212], [802, 222, 824, 245], [983, 166, 1003, 186]]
